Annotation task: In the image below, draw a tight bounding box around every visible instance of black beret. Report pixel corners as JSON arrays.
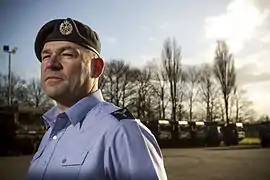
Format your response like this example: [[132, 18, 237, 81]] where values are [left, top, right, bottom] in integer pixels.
[[34, 18, 101, 61]]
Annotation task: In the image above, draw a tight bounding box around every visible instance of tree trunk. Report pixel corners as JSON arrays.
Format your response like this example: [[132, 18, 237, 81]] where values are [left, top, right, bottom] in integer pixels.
[[161, 87, 165, 119], [225, 96, 229, 124], [236, 100, 239, 122]]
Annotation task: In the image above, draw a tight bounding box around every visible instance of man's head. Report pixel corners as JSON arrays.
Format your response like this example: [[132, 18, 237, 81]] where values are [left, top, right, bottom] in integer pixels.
[[35, 18, 104, 106]]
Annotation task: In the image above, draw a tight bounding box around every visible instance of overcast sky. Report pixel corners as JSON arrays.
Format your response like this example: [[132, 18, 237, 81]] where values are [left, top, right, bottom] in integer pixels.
[[0, 0, 270, 116]]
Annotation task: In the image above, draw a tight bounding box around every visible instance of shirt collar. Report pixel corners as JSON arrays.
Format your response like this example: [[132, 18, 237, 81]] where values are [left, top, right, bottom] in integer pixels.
[[42, 90, 104, 128]]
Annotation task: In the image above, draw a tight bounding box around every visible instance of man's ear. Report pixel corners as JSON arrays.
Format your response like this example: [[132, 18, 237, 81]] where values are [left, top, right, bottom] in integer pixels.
[[91, 57, 104, 78]]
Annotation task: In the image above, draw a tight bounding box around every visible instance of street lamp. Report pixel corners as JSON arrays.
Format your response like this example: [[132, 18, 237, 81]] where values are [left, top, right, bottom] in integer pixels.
[[3, 45, 18, 106]]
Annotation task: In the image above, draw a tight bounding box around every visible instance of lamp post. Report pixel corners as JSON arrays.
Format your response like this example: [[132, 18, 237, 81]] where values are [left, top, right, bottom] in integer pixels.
[[3, 45, 17, 106]]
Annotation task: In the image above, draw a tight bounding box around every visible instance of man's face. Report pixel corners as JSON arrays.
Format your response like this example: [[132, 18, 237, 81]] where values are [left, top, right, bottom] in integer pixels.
[[40, 41, 91, 102]]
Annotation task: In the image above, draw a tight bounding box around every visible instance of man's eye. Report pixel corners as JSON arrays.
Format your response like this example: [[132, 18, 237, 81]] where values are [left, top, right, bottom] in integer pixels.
[[42, 55, 50, 60], [61, 53, 74, 57]]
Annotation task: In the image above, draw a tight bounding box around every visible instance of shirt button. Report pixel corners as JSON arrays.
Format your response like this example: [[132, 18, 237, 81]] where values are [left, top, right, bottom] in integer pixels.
[[43, 161, 47, 166], [62, 158, 67, 163], [53, 135, 57, 140]]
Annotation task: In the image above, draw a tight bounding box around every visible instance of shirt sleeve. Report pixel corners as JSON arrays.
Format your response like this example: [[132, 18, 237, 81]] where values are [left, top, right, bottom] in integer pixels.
[[104, 120, 168, 180]]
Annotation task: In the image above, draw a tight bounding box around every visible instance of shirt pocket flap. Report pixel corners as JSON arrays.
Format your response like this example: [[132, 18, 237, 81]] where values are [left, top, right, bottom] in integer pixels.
[[62, 150, 89, 166]]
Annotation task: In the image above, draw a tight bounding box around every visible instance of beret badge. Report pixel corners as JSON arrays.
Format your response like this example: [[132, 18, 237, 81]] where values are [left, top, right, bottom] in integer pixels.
[[59, 20, 73, 35]]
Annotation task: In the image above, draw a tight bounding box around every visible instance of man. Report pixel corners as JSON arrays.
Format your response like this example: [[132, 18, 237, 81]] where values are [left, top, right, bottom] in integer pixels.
[[26, 18, 168, 180]]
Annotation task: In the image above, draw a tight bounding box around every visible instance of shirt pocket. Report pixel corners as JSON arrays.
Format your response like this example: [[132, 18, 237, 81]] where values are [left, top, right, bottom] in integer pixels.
[[60, 150, 89, 179], [62, 150, 89, 166]]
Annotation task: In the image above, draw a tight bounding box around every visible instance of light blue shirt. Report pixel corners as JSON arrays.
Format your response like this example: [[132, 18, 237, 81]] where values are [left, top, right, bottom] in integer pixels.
[[26, 90, 167, 180]]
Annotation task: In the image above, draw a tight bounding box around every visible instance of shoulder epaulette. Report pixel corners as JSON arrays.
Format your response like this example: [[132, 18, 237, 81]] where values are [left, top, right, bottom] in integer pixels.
[[111, 108, 135, 121]]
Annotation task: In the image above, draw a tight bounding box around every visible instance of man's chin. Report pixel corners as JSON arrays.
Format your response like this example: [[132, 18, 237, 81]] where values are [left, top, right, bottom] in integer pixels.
[[45, 89, 68, 100]]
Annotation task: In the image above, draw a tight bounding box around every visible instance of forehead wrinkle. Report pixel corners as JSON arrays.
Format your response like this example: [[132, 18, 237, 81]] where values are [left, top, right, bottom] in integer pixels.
[[43, 41, 84, 52]]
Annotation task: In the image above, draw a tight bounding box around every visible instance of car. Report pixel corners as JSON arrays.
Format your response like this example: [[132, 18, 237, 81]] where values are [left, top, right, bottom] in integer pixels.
[[258, 121, 270, 148]]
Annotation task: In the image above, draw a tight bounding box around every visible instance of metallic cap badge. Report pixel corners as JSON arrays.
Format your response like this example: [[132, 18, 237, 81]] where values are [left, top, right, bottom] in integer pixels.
[[59, 20, 73, 35]]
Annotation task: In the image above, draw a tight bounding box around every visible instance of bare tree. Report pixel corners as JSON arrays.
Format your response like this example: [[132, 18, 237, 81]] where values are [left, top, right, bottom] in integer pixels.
[[231, 87, 255, 123], [0, 73, 7, 105], [101, 60, 125, 106], [121, 68, 138, 107], [0, 72, 54, 109], [101, 60, 137, 108], [209, 96, 226, 122], [213, 41, 236, 124], [150, 61, 170, 120], [185, 65, 200, 121], [0, 73, 27, 105], [259, 115, 270, 122], [25, 79, 47, 107], [176, 69, 187, 122], [162, 37, 182, 124], [98, 73, 107, 90], [10, 73, 24, 105], [131, 67, 153, 120], [198, 64, 220, 121]]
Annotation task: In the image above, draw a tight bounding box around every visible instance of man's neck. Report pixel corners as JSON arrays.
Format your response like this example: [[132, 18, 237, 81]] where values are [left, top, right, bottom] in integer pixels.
[[56, 87, 99, 113], [56, 103, 69, 113]]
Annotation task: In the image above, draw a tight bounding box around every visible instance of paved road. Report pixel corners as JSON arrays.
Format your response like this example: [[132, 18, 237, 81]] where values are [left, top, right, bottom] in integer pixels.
[[164, 145, 270, 180], [0, 145, 269, 180]]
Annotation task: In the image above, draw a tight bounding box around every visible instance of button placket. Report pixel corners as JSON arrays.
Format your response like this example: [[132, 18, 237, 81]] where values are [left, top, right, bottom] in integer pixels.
[[43, 160, 48, 166], [50, 113, 69, 139]]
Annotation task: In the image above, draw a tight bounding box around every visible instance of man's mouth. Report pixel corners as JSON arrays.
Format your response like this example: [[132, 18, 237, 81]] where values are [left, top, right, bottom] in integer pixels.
[[45, 76, 63, 82]]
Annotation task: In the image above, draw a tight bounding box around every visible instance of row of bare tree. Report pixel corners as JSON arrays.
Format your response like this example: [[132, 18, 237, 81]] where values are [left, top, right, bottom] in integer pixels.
[[0, 38, 255, 123], [99, 39, 255, 123], [0, 73, 53, 109]]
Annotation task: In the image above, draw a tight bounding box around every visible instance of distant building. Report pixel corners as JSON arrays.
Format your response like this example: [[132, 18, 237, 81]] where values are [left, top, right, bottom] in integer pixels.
[[0, 105, 50, 130]]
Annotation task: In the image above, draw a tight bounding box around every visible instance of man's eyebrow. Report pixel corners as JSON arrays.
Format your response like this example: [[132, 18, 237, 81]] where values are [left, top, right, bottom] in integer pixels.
[[41, 49, 51, 55], [58, 46, 78, 53]]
